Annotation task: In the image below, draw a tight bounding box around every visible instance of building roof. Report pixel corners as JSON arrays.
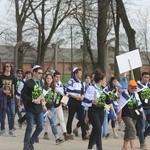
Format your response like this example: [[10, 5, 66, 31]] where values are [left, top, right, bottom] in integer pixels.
[[0, 45, 149, 65]]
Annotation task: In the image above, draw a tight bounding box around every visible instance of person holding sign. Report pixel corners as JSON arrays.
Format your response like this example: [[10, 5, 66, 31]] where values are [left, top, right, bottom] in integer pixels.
[[118, 80, 144, 150], [21, 65, 45, 150], [136, 72, 149, 150]]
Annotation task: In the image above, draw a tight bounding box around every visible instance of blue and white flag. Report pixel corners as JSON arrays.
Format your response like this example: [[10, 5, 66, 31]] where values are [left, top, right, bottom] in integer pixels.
[[118, 90, 141, 112], [81, 85, 95, 110], [137, 81, 148, 92]]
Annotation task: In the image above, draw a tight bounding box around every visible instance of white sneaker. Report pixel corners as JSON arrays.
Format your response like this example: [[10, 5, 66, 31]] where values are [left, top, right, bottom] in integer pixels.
[[9, 130, 17, 137], [0, 130, 5, 135], [113, 132, 120, 138]]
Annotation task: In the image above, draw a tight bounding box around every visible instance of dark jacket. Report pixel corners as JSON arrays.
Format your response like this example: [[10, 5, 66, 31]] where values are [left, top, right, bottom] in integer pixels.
[[21, 79, 43, 114]]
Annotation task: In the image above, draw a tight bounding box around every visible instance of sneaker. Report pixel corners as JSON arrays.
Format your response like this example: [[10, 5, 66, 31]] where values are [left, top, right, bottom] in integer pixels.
[[35, 137, 39, 143], [18, 120, 22, 129], [29, 144, 34, 150], [13, 127, 16, 131], [0, 129, 5, 135], [140, 143, 148, 150], [43, 132, 50, 140], [113, 132, 121, 138], [82, 135, 89, 140], [73, 128, 79, 137], [63, 132, 69, 141], [55, 138, 64, 145], [9, 130, 17, 137], [105, 133, 110, 139], [67, 134, 74, 140]]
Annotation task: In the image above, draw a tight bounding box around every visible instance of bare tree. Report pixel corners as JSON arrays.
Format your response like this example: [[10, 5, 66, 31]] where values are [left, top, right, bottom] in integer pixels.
[[14, 0, 41, 69], [28, 0, 77, 66], [116, 0, 141, 80], [97, 0, 111, 73]]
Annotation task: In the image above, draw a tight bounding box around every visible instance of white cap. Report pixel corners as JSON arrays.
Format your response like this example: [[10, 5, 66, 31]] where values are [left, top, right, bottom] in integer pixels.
[[32, 65, 42, 71], [73, 67, 79, 72]]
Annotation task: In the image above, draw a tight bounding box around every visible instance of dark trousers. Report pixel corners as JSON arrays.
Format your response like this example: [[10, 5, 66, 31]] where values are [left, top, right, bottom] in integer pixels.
[[0, 108, 6, 130], [67, 99, 86, 137], [18, 114, 26, 124], [88, 107, 104, 150]]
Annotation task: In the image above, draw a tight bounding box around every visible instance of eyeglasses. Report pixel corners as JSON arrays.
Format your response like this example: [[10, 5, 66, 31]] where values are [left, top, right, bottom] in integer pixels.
[[18, 72, 23, 74], [37, 72, 43, 74]]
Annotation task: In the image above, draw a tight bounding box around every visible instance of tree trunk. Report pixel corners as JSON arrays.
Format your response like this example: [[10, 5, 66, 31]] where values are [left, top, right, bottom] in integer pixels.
[[97, 0, 110, 73], [116, 0, 141, 80], [111, 0, 120, 79]]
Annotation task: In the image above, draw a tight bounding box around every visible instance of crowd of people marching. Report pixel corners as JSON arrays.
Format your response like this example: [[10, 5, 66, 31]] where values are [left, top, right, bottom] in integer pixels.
[[0, 62, 150, 150]]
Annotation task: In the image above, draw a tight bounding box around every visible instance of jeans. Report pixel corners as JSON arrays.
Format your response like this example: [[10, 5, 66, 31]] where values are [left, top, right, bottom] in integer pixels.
[[88, 107, 104, 150], [47, 106, 58, 138], [136, 113, 145, 144], [7, 98, 15, 130], [109, 107, 118, 128], [144, 109, 150, 138], [0, 108, 7, 130], [101, 110, 108, 137], [23, 111, 44, 148]]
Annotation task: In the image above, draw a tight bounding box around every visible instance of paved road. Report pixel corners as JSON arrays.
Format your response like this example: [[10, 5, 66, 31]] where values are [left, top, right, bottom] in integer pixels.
[[0, 110, 150, 150]]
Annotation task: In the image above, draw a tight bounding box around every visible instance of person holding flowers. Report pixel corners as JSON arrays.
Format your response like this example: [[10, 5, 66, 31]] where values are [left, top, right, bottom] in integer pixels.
[[43, 73, 64, 144], [136, 72, 150, 150], [21, 65, 45, 150], [118, 80, 144, 150], [86, 69, 111, 150]]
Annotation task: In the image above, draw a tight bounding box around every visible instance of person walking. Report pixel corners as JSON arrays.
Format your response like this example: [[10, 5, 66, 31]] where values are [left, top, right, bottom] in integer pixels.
[[21, 65, 45, 150], [118, 80, 144, 150], [16, 70, 32, 128], [53, 71, 69, 140], [66, 67, 88, 140], [136, 72, 150, 150], [86, 69, 111, 150], [0, 62, 16, 137], [43, 73, 63, 144]]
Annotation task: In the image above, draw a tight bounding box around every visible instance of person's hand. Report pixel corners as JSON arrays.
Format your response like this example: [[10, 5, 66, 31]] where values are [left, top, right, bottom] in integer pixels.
[[41, 100, 46, 106], [85, 116, 89, 124], [42, 105, 47, 111], [114, 113, 117, 120], [117, 115, 122, 124], [143, 114, 146, 121], [80, 95, 84, 101], [32, 99, 40, 104]]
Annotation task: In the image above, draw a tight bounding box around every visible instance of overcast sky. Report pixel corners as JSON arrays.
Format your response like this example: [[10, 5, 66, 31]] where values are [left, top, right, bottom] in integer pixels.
[[0, 0, 150, 48]]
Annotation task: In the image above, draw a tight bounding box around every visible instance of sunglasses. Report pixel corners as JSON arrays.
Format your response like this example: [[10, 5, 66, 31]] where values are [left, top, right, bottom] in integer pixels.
[[131, 87, 137, 89], [37, 72, 43, 74], [6, 65, 11, 68]]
